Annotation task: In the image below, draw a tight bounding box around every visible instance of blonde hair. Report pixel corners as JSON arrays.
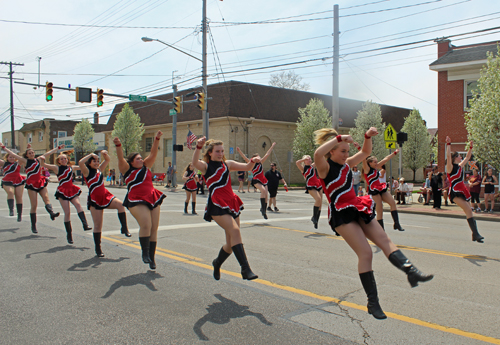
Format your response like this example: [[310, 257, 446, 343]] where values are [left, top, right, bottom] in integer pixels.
[[301, 155, 311, 167], [203, 139, 226, 163], [314, 128, 339, 159]]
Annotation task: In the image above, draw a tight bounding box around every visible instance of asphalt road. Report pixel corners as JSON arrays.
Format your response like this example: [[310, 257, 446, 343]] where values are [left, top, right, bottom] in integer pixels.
[[1, 182, 499, 345]]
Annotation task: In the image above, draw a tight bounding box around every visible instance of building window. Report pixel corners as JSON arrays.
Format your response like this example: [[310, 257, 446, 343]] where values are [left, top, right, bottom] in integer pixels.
[[145, 137, 153, 152], [465, 81, 480, 109], [38, 131, 44, 142], [27, 133, 32, 143], [3, 139, 8, 147], [58, 131, 67, 138], [164, 139, 172, 157]]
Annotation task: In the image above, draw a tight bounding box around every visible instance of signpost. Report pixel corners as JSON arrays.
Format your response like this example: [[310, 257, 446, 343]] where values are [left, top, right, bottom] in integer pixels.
[[385, 123, 397, 187], [169, 109, 176, 116], [129, 94, 147, 102]]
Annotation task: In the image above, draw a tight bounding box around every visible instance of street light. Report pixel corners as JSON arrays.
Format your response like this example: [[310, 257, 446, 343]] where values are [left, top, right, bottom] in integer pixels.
[[141, 37, 202, 62]]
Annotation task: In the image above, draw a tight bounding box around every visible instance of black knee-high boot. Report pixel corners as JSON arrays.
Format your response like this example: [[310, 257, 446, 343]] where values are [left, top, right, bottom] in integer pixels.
[[16, 203, 22, 222], [64, 221, 73, 244], [388, 250, 434, 287], [78, 211, 92, 231], [139, 237, 152, 264], [391, 210, 405, 231], [93, 232, 104, 257], [212, 247, 231, 281], [359, 271, 387, 320], [192, 202, 197, 215], [312, 206, 319, 228], [149, 241, 157, 269], [30, 213, 37, 234], [184, 202, 188, 214], [7, 199, 14, 216], [232, 243, 258, 280], [377, 219, 384, 230], [45, 204, 60, 221], [467, 217, 484, 243], [118, 212, 131, 237], [260, 198, 268, 219]]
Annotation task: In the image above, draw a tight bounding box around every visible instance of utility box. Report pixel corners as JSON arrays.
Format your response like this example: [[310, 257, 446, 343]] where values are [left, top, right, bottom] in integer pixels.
[[76, 87, 92, 103]]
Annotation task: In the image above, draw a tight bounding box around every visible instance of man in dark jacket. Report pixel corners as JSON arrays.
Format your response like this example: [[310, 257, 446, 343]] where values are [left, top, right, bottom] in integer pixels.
[[431, 172, 443, 209], [264, 162, 287, 212]]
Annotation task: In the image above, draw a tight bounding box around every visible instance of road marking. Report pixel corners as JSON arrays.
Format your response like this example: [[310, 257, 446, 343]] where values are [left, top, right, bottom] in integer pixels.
[[101, 234, 500, 345]]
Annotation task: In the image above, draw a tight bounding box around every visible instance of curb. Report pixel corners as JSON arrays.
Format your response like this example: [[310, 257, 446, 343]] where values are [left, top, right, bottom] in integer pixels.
[[384, 207, 500, 222]]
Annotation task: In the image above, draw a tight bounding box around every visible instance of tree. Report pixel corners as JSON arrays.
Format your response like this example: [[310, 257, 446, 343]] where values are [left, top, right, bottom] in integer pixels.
[[401, 108, 432, 181], [292, 98, 331, 159], [349, 100, 387, 160], [465, 45, 500, 171], [269, 70, 310, 91], [111, 104, 145, 157], [73, 119, 97, 157]]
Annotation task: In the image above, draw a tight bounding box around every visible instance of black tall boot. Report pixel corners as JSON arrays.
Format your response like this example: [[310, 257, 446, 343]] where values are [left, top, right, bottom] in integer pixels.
[[232, 243, 258, 280], [78, 211, 92, 231], [388, 250, 434, 287], [377, 219, 384, 230], [45, 204, 60, 221], [467, 217, 484, 243], [149, 241, 157, 269], [260, 198, 268, 220], [315, 209, 321, 229], [192, 202, 197, 215], [391, 210, 405, 231], [184, 202, 188, 214], [212, 247, 231, 281], [93, 232, 104, 257], [7, 199, 14, 216], [139, 237, 152, 264], [30, 213, 38, 234], [64, 221, 74, 244], [16, 203, 22, 222], [359, 271, 387, 320], [312, 206, 319, 229], [118, 212, 131, 237]]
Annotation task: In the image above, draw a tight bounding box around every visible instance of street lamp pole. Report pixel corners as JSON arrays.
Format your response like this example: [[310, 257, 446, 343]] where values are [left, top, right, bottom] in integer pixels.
[[202, 0, 208, 139], [172, 71, 178, 188]]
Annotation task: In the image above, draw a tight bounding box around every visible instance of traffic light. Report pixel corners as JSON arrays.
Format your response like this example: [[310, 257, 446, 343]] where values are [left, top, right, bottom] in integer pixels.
[[173, 96, 182, 113], [196, 92, 205, 110], [97, 88, 104, 107], [45, 82, 53, 102]]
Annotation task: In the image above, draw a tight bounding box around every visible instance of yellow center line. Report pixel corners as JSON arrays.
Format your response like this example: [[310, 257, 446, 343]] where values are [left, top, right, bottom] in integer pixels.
[[102, 234, 500, 344]]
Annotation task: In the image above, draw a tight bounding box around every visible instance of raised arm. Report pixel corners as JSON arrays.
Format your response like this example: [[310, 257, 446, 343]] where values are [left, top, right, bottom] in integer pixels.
[[113, 137, 130, 175], [459, 142, 473, 168], [99, 151, 110, 172], [191, 137, 208, 173], [78, 153, 97, 177], [347, 127, 378, 168], [295, 158, 306, 173], [236, 147, 250, 163], [143, 130, 163, 168], [314, 134, 353, 179], [226, 157, 258, 172], [38, 156, 58, 173], [260, 142, 276, 163], [43, 144, 65, 158], [0, 144, 27, 164], [445, 136, 452, 173]]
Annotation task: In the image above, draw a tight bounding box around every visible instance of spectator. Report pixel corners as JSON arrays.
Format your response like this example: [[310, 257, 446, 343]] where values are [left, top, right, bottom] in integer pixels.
[[237, 170, 245, 193], [166, 162, 173, 187], [468, 168, 482, 212], [352, 166, 361, 196], [391, 177, 399, 194], [264, 162, 287, 212], [396, 178, 409, 205], [358, 185, 364, 196], [379, 164, 387, 184], [431, 172, 443, 209], [442, 175, 450, 206], [482, 168, 498, 213], [421, 171, 432, 205]]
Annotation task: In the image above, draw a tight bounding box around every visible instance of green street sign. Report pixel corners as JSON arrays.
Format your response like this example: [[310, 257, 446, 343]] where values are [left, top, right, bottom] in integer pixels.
[[169, 109, 176, 116], [129, 94, 147, 102]]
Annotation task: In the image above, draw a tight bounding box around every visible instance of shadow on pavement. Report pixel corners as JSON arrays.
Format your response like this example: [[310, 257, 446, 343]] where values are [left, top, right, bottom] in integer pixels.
[[463, 254, 500, 266], [68, 256, 129, 271], [2, 234, 57, 243], [0, 228, 19, 234], [101, 270, 163, 299], [26, 245, 88, 259], [193, 293, 272, 341]]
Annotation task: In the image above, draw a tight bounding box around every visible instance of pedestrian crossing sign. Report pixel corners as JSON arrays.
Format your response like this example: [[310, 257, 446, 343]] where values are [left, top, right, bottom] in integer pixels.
[[384, 124, 396, 142], [385, 142, 397, 149]]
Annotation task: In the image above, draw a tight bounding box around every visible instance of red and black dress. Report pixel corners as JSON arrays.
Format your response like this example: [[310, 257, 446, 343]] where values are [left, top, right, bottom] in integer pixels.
[[182, 169, 198, 192], [84, 168, 115, 210], [1, 162, 26, 188], [204, 160, 244, 222], [448, 163, 471, 202], [55, 165, 81, 201], [251, 162, 268, 187], [25, 159, 48, 192], [364, 167, 388, 195], [321, 160, 375, 235], [303, 165, 322, 191], [123, 165, 166, 209]]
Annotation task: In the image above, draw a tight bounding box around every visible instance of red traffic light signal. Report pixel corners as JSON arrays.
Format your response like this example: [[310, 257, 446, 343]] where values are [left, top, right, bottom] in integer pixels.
[[97, 89, 104, 107], [45, 82, 53, 102]]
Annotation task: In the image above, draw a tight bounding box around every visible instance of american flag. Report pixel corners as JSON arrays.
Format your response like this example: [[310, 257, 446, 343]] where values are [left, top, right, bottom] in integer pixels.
[[187, 130, 197, 150]]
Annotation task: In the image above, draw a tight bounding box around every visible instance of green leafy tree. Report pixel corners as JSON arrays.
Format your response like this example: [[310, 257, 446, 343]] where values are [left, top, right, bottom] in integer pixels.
[[269, 70, 310, 91], [73, 119, 97, 157], [111, 104, 145, 157], [401, 108, 432, 181], [465, 45, 500, 171], [431, 133, 438, 165], [349, 100, 386, 159], [292, 98, 331, 159]]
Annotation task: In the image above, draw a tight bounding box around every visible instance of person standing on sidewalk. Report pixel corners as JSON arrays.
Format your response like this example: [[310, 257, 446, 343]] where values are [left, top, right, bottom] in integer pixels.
[[446, 136, 484, 243], [314, 126, 433, 320], [237, 170, 246, 193], [431, 172, 443, 209], [296, 155, 323, 228], [352, 166, 361, 196], [469, 168, 482, 212], [482, 168, 497, 213], [265, 162, 287, 212], [0, 149, 26, 222]]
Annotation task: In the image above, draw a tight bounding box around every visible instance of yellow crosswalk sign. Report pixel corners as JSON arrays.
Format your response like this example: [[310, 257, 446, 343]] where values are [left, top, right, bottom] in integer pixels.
[[384, 124, 396, 142], [386, 142, 397, 149]]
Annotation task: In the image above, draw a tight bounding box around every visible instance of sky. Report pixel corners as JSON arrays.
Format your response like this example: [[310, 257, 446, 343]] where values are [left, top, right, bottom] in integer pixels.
[[1, 0, 499, 138]]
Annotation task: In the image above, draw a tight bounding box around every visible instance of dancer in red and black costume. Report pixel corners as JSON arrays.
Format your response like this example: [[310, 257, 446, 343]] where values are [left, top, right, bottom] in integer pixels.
[[362, 150, 404, 231], [39, 152, 92, 244], [0, 145, 26, 222], [446, 136, 484, 242], [314, 127, 433, 320], [193, 137, 260, 281], [296, 155, 323, 229], [114, 132, 166, 268], [79, 150, 130, 258], [237, 143, 276, 219], [182, 163, 199, 214]]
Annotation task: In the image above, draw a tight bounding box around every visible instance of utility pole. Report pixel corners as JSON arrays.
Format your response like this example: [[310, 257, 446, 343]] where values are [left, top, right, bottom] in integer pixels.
[[172, 84, 178, 188], [332, 4, 339, 130], [1, 61, 24, 149], [202, 0, 208, 139]]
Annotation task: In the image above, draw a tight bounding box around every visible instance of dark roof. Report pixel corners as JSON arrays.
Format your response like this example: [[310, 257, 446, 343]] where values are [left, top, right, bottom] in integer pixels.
[[19, 120, 45, 132], [103, 81, 411, 132], [430, 42, 499, 66]]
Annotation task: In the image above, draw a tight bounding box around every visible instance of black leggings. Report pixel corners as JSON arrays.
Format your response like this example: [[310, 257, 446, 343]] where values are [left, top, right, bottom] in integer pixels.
[[470, 192, 480, 204]]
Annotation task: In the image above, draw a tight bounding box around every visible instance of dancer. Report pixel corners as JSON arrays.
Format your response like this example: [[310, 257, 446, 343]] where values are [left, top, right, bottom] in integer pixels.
[[39, 152, 92, 244], [79, 150, 131, 258], [482, 168, 497, 213], [193, 136, 259, 281], [114, 132, 166, 268], [446, 136, 484, 242], [362, 149, 404, 231], [296, 155, 323, 228], [0, 145, 26, 222], [314, 127, 433, 320], [182, 163, 199, 214], [236, 143, 276, 219]]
